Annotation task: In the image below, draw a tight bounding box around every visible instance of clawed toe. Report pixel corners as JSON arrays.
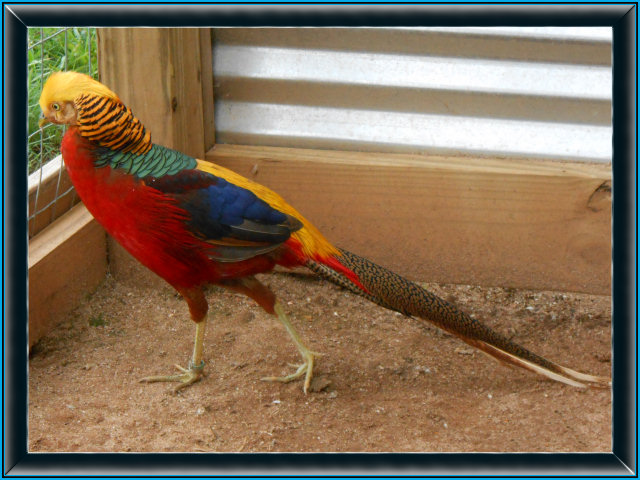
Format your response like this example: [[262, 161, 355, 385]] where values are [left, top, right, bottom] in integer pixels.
[[261, 352, 315, 394], [140, 361, 205, 392]]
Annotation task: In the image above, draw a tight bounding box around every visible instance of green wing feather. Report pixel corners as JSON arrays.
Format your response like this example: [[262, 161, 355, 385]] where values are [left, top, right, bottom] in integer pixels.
[[94, 144, 197, 178]]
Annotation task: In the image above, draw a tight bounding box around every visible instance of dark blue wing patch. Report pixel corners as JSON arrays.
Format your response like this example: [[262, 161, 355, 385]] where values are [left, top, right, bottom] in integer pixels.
[[201, 178, 287, 227], [145, 170, 302, 261]]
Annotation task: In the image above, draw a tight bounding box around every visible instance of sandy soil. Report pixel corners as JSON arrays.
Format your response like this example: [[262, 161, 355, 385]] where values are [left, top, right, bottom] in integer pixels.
[[28, 269, 611, 453]]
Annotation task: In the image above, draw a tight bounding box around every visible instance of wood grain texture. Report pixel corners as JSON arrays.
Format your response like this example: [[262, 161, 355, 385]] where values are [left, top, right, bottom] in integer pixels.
[[206, 144, 611, 295], [28, 204, 107, 348], [200, 28, 216, 151]]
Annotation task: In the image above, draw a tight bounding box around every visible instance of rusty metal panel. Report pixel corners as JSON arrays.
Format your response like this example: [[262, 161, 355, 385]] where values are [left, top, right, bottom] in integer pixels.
[[212, 27, 612, 163]]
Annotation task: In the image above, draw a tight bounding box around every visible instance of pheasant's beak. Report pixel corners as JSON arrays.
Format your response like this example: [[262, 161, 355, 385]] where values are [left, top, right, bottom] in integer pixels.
[[38, 114, 50, 129]]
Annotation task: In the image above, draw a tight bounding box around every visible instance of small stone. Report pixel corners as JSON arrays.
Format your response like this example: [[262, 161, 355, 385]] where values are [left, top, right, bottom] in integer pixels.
[[414, 366, 431, 374], [455, 347, 474, 355], [238, 311, 255, 323], [309, 375, 332, 392]]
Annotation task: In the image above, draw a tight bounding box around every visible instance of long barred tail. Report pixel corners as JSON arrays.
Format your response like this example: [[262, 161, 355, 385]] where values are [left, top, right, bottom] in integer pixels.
[[306, 249, 609, 389]]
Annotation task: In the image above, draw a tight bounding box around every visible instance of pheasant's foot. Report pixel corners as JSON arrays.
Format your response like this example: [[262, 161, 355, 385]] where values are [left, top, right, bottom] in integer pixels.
[[140, 360, 205, 392], [262, 351, 315, 394]]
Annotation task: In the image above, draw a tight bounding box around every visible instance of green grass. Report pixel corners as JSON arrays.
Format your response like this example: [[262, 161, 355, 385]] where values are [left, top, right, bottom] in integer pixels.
[[28, 28, 98, 174], [88, 313, 107, 327]]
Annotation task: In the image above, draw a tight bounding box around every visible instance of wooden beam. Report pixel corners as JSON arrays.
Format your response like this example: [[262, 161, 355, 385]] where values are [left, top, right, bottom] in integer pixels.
[[28, 204, 107, 348], [206, 144, 611, 295]]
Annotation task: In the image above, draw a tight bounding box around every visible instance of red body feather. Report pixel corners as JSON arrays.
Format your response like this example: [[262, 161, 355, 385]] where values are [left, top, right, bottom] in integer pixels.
[[61, 128, 290, 292]]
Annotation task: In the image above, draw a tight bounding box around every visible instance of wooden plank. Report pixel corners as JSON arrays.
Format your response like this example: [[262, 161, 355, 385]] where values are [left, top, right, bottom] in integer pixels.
[[166, 28, 208, 158], [206, 144, 611, 295], [28, 204, 107, 348]]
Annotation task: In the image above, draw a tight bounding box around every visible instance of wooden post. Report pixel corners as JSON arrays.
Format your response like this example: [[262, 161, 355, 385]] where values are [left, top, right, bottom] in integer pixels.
[[96, 28, 215, 286]]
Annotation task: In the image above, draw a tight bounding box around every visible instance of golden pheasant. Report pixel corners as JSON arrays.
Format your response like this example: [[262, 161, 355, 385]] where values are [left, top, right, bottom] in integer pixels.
[[38, 71, 609, 393]]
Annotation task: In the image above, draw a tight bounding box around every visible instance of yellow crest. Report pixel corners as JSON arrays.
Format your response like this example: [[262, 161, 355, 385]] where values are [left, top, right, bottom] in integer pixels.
[[39, 71, 118, 111]]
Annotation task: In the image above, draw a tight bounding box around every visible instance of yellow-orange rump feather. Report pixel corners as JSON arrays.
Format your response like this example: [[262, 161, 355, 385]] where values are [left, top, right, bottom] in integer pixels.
[[195, 159, 340, 260]]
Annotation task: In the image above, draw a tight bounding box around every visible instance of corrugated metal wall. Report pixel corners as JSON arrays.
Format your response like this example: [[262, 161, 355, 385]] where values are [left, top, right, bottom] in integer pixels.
[[212, 27, 612, 163]]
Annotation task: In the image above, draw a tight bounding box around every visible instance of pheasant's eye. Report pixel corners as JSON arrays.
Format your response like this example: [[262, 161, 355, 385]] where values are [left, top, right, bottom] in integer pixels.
[[51, 103, 60, 111]]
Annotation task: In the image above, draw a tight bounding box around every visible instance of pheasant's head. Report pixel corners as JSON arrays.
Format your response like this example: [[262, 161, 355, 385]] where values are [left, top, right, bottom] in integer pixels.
[[39, 71, 151, 153], [39, 71, 118, 127]]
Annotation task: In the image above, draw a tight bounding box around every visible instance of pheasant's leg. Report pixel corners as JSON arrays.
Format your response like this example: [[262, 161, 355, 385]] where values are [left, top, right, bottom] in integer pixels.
[[219, 278, 319, 393], [140, 287, 208, 392], [140, 318, 207, 391], [261, 301, 319, 394]]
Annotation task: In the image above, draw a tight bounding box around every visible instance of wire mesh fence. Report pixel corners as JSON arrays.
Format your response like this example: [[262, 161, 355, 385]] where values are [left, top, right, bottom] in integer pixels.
[[28, 27, 98, 238]]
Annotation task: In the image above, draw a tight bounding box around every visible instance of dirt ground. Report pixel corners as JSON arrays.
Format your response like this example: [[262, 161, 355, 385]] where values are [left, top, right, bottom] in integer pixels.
[[28, 268, 611, 453]]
